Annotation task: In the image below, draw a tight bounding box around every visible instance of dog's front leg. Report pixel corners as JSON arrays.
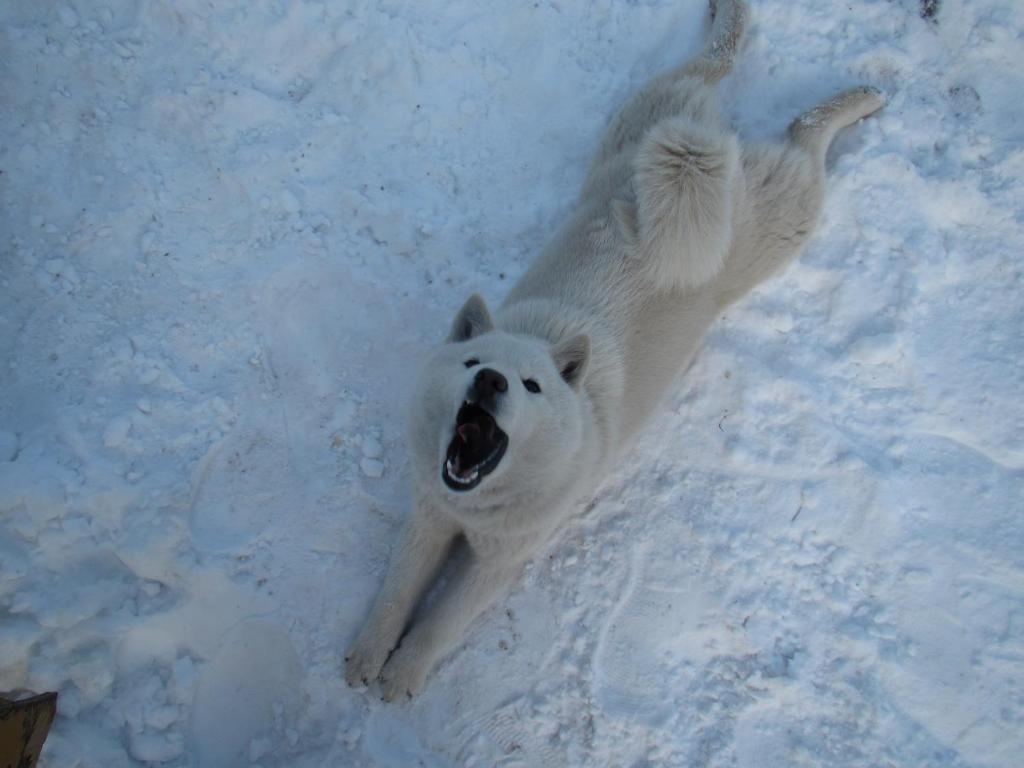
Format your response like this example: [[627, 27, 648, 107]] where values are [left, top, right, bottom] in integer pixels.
[[344, 504, 458, 688], [378, 553, 519, 701]]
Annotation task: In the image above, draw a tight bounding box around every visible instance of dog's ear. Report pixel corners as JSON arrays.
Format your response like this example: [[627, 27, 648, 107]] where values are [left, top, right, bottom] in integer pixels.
[[551, 334, 590, 388], [448, 294, 494, 342]]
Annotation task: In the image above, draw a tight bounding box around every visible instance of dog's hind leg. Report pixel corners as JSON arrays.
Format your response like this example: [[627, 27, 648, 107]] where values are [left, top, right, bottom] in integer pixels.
[[788, 86, 886, 169], [713, 87, 884, 308], [673, 0, 749, 85], [583, 0, 747, 192]]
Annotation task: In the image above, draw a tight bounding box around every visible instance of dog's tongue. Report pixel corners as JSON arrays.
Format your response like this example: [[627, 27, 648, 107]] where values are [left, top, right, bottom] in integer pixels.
[[452, 421, 491, 476], [447, 424, 476, 477], [457, 423, 480, 442]]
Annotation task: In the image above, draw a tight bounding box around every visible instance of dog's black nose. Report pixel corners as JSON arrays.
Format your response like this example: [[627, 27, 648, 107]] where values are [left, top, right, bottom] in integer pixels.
[[474, 368, 508, 396]]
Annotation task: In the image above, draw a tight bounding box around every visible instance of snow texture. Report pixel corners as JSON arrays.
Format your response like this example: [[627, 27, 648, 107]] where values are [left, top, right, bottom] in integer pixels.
[[1, 1, 1022, 766]]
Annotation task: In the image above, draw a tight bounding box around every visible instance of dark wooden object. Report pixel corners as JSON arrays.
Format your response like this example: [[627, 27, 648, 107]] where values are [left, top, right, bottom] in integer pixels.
[[0, 693, 58, 768]]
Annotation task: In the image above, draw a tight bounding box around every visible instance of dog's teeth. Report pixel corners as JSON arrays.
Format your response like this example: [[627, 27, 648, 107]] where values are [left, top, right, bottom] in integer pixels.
[[445, 457, 477, 485]]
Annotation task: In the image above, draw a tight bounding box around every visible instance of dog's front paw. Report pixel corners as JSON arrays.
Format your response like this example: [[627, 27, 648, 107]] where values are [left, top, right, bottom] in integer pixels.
[[378, 639, 430, 702], [344, 634, 392, 689]]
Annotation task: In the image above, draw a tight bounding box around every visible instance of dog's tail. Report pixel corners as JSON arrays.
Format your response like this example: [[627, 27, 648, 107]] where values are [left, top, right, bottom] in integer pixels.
[[627, 118, 740, 291], [788, 86, 885, 163]]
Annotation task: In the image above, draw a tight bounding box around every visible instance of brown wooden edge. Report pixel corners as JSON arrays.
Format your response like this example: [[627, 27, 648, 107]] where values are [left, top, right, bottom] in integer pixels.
[[0, 693, 59, 768]]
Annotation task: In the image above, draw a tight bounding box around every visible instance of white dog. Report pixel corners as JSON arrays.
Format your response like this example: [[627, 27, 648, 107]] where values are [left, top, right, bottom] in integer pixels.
[[345, 0, 883, 700]]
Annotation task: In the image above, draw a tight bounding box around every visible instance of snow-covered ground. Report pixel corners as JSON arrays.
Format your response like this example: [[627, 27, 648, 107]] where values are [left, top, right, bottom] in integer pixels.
[[1, 0, 1022, 765]]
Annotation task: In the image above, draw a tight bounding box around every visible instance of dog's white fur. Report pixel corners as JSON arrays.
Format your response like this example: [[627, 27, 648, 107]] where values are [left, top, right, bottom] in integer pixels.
[[345, 0, 884, 700]]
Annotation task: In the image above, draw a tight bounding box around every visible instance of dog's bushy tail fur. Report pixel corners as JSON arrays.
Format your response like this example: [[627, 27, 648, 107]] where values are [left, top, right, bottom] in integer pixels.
[[632, 119, 739, 291]]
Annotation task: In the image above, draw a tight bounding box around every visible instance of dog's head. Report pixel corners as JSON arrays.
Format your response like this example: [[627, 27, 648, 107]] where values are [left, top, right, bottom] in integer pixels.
[[410, 294, 590, 507]]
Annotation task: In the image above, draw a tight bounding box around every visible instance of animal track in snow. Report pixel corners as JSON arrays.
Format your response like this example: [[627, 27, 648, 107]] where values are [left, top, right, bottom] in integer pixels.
[[592, 541, 718, 723], [188, 422, 297, 551]]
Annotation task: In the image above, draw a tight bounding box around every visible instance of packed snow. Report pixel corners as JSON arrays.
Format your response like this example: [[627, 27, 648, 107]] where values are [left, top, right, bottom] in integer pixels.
[[1, 0, 1022, 766]]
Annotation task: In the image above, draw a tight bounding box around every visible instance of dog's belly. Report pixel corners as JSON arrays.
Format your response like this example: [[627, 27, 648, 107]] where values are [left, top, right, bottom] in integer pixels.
[[616, 289, 718, 446]]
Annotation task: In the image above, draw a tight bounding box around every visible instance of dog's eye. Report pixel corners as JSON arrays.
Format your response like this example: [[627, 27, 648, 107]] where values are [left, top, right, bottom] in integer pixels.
[[464, 358, 479, 368], [523, 378, 541, 394]]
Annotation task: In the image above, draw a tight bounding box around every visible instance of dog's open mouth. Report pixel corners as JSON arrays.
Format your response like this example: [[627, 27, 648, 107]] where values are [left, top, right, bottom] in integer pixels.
[[442, 402, 508, 492]]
